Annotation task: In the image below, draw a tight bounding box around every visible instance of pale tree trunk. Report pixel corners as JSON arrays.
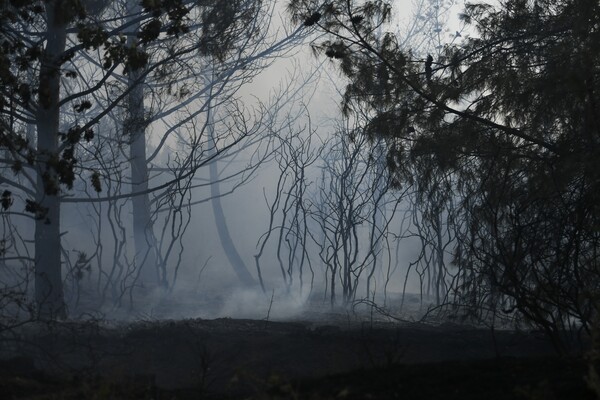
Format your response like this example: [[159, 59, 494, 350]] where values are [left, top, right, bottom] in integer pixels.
[[128, 73, 159, 287], [127, 5, 159, 288], [207, 111, 256, 287], [35, 2, 67, 319]]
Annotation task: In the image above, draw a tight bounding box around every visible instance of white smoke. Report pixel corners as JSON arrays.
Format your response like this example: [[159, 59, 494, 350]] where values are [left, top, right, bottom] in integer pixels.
[[218, 286, 310, 320]]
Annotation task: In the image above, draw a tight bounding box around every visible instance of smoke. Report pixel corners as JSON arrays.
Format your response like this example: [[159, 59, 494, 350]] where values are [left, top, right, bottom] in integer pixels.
[[218, 286, 310, 320]]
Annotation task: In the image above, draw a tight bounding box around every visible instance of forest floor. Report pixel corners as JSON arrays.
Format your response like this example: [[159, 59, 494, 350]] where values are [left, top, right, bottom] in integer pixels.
[[0, 293, 596, 399]]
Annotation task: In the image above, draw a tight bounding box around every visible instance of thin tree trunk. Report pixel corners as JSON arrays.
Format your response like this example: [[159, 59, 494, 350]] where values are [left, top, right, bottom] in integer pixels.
[[35, 2, 67, 319], [435, 209, 445, 305], [207, 111, 256, 287]]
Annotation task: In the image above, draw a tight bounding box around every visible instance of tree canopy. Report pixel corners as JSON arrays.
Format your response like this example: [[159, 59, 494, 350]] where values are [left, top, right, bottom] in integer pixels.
[[289, 0, 600, 351], [0, 0, 303, 319]]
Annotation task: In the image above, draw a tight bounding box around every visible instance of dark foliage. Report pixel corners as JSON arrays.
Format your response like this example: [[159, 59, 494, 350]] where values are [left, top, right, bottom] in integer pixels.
[[289, 0, 600, 351]]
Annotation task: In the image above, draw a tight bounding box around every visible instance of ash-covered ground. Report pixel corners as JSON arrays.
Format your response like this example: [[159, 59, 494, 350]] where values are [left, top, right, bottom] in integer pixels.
[[0, 290, 592, 399]]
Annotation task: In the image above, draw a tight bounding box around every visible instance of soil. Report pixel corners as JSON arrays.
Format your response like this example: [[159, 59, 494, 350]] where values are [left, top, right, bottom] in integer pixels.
[[0, 315, 595, 399]]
